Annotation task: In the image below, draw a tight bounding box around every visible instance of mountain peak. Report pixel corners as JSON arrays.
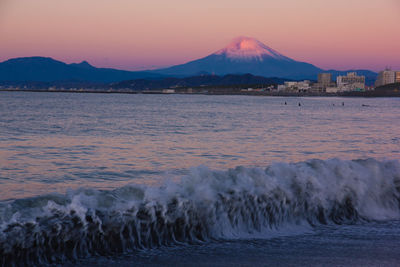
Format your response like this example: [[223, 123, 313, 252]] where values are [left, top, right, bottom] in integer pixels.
[[78, 60, 91, 66], [70, 60, 94, 69], [214, 37, 290, 61]]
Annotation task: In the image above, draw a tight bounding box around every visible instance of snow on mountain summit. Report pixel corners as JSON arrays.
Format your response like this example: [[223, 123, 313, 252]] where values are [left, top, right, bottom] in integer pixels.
[[214, 37, 291, 61]]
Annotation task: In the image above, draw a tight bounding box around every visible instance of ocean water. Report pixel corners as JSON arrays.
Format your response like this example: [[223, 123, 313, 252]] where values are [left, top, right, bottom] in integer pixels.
[[0, 92, 400, 266]]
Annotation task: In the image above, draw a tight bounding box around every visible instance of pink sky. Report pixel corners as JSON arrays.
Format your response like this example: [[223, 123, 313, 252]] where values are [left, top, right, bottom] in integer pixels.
[[1, 0, 399, 71]]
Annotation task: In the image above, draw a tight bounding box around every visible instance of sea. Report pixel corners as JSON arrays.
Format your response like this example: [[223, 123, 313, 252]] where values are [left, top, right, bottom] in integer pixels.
[[0, 91, 400, 266]]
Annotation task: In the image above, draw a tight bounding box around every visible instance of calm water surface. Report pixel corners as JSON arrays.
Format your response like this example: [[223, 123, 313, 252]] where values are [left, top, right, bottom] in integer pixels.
[[1, 92, 399, 199]]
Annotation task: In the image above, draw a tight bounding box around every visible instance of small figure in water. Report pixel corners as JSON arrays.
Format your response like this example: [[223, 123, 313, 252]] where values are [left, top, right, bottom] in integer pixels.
[[333, 103, 335, 106], [298, 102, 301, 106], [284, 101, 287, 105], [342, 102, 344, 106]]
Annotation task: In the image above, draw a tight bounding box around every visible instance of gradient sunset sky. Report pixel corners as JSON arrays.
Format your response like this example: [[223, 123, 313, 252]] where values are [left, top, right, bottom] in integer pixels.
[[1, 0, 399, 71]]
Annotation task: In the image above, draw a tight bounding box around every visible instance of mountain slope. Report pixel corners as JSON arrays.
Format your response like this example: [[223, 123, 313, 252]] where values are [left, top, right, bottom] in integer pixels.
[[153, 37, 323, 80], [0, 57, 163, 83]]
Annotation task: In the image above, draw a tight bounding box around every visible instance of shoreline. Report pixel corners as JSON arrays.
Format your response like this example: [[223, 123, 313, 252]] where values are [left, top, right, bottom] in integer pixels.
[[1, 88, 400, 97]]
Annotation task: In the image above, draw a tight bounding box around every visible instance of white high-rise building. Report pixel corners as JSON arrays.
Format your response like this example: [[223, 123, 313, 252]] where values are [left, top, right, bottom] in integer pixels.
[[375, 70, 397, 87], [336, 72, 365, 92]]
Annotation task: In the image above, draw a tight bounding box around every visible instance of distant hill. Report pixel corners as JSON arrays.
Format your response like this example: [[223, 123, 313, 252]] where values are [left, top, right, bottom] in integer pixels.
[[112, 73, 286, 91], [0, 57, 163, 83]]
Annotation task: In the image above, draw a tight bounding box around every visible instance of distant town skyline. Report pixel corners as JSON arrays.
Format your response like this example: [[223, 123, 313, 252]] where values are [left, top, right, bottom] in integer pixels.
[[1, 0, 399, 72]]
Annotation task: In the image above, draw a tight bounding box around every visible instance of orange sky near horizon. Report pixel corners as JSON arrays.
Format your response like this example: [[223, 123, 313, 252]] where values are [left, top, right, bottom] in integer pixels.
[[0, 0, 399, 71]]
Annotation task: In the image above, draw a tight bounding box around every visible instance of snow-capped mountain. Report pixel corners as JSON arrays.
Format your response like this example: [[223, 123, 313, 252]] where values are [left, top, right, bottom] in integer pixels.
[[153, 37, 323, 79], [214, 36, 291, 61]]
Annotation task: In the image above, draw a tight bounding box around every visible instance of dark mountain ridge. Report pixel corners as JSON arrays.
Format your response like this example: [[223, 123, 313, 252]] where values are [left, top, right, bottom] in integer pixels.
[[0, 57, 163, 83], [112, 73, 287, 91]]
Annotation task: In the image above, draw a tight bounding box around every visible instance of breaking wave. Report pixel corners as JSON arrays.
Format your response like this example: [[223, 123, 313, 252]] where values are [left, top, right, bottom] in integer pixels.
[[1, 158, 400, 265]]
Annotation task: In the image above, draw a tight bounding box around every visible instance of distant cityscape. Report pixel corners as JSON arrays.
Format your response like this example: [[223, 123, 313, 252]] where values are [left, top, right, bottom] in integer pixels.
[[273, 69, 400, 94], [1, 69, 400, 96]]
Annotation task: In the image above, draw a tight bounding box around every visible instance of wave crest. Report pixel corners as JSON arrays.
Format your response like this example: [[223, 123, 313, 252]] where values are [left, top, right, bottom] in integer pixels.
[[1, 158, 400, 265]]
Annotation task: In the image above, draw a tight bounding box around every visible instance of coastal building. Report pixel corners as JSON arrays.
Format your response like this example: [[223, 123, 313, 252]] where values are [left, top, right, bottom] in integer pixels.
[[277, 84, 286, 91], [310, 83, 324, 93], [284, 81, 298, 88], [311, 73, 335, 92], [375, 70, 397, 87], [336, 72, 365, 92], [318, 73, 332, 87], [280, 80, 311, 92], [396, 71, 400, 83], [296, 80, 311, 92], [325, 87, 339, 93]]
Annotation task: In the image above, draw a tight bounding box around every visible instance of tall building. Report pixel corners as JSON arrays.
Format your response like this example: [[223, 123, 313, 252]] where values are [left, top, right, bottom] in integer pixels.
[[375, 70, 396, 87], [318, 73, 332, 86], [312, 73, 334, 92], [337, 72, 365, 92], [396, 71, 400, 83]]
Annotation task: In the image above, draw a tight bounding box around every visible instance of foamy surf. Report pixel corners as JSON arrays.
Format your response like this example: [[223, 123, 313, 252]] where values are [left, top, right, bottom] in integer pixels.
[[1, 158, 399, 265]]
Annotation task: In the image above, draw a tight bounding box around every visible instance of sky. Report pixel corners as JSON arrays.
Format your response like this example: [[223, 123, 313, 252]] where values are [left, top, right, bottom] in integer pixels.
[[0, 0, 399, 71]]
